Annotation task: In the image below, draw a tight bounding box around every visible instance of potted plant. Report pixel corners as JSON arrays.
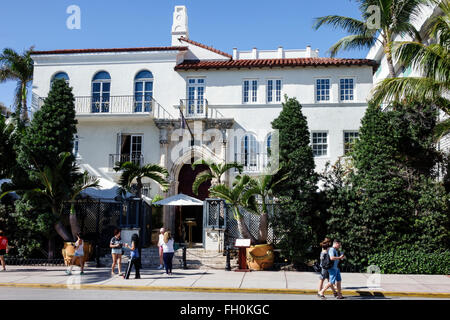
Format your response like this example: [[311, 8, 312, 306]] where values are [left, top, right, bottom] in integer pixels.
[[241, 173, 287, 270]]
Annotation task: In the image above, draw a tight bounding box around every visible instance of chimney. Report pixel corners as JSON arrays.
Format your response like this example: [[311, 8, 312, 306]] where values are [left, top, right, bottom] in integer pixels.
[[171, 6, 189, 46], [252, 48, 258, 59], [233, 48, 238, 60], [277, 46, 284, 58], [306, 45, 312, 57]]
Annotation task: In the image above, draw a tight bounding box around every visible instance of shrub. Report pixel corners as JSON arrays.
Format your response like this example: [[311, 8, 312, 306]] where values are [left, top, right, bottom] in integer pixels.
[[367, 247, 450, 275]]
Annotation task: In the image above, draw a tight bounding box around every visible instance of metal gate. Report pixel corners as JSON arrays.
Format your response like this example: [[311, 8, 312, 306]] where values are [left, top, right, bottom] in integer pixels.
[[203, 199, 277, 248]]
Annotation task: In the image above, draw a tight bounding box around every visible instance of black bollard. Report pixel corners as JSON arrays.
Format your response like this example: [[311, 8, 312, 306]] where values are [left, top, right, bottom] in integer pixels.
[[96, 244, 100, 268], [182, 245, 187, 269], [225, 245, 231, 271]]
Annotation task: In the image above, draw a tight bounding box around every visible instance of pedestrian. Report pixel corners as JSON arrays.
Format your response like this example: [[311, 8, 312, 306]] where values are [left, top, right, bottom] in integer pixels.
[[318, 239, 345, 299], [317, 238, 338, 299], [124, 233, 141, 279], [0, 230, 9, 271], [162, 230, 174, 276], [157, 227, 165, 269], [110, 228, 124, 276], [66, 232, 85, 275]]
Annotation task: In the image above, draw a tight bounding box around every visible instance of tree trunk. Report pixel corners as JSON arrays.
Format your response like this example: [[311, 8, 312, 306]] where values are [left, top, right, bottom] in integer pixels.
[[137, 177, 143, 198], [69, 204, 80, 241], [235, 207, 257, 244], [21, 82, 29, 122], [384, 36, 396, 78], [54, 221, 72, 242], [258, 212, 268, 244], [48, 237, 55, 260]]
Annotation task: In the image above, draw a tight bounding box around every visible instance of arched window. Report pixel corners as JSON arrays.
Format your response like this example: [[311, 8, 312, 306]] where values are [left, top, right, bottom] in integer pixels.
[[51, 72, 69, 86], [91, 71, 111, 113], [134, 70, 153, 112], [241, 134, 258, 170]]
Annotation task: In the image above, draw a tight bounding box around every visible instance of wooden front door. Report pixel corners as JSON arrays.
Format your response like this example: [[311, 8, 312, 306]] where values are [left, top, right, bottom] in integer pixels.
[[175, 161, 211, 243]]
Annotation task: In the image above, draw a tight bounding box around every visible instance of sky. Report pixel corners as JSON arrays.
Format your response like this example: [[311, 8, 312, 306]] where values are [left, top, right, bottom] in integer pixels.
[[0, 0, 368, 110]]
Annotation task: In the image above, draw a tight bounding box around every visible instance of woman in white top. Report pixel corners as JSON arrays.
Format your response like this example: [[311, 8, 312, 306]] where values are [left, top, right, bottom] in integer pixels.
[[162, 231, 174, 275], [66, 233, 85, 275], [157, 227, 165, 269]]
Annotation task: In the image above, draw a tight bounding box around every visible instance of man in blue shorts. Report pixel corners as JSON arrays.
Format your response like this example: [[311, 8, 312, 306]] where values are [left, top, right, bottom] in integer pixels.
[[318, 239, 345, 299]]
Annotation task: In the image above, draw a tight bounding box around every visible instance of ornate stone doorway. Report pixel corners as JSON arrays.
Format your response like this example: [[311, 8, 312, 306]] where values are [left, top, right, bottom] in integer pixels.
[[175, 160, 211, 243]]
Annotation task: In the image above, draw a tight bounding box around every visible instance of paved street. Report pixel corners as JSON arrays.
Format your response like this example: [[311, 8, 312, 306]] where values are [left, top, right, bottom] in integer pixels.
[[0, 266, 449, 299], [0, 287, 446, 300]]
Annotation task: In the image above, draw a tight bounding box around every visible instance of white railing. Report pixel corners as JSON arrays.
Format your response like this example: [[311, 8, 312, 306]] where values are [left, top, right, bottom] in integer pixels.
[[234, 153, 270, 172], [32, 94, 173, 119]]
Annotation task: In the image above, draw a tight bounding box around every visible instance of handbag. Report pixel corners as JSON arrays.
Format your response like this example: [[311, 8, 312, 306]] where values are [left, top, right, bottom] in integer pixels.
[[173, 242, 180, 251]]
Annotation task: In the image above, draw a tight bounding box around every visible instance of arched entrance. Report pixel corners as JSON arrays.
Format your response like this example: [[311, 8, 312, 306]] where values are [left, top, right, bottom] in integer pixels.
[[175, 159, 211, 243]]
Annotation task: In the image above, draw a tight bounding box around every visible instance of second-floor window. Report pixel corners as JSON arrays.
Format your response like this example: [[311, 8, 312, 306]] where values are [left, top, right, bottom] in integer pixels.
[[267, 79, 282, 103], [187, 78, 205, 116], [340, 78, 354, 101], [241, 133, 258, 170], [316, 79, 330, 102], [134, 70, 153, 112], [92, 71, 111, 113], [51, 72, 70, 87], [243, 80, 258, 103], [312, 131, 328, 157]]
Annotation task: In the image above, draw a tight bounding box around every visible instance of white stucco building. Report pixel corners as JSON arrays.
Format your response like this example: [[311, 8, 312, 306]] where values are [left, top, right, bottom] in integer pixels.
[[30, 6, 376, 245], [366, 0, 449, 154]]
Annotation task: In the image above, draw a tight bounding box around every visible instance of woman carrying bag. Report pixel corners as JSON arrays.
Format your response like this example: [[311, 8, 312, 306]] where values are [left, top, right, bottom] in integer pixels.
[[124, 233, 141, 279]]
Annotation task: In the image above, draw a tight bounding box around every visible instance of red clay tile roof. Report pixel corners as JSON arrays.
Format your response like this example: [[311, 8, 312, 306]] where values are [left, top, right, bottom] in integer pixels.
[[31, 46, 188, 55], [179, 37, 232, 59], [175, 58, 378, 71]]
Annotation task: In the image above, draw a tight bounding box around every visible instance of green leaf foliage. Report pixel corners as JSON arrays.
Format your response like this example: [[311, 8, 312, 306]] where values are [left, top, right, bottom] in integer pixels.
[[270, 97, 320, 263]]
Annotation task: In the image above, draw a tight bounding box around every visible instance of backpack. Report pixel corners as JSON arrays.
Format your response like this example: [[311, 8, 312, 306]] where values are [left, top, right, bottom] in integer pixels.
[[321, 252, 334, 270]]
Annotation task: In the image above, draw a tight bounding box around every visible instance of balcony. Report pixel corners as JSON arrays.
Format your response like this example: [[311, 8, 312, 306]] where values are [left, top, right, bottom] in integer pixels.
[[234, 153, 271, 173], [179, 99, 225, 119], [32, 94, 173, 119], [109, 153, 144, 169]]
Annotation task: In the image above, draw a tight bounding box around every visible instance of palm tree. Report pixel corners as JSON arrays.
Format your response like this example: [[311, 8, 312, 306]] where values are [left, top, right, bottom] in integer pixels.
[[1, 152, 100, 241], [191, 159, 243, 195], [241, 173, 288, 244], [69, 171, 100, 240], [371, 0, 450, 141], [0, 47, 34, 122], [114, 162, 170, 198], [208, 175, 256, 243], [313, 0, 436, 77]]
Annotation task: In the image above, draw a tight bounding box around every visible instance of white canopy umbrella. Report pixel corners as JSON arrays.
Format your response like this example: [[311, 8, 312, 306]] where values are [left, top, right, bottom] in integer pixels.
[[153, 193, 204, 206]]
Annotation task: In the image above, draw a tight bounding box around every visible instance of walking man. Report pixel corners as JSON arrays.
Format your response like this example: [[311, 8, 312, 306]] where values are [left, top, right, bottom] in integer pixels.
[[318, 239, 345, 299]]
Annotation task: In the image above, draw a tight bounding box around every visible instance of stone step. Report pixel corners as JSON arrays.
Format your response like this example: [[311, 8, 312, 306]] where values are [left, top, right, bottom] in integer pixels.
[[98, 247, 238, 269]]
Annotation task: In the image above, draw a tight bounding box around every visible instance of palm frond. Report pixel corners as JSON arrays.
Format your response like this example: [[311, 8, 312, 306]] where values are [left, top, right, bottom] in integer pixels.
[[370, 76, 450, 107], [192, 170, 213, 195], [434, 117, 450, 143], [328, 34, 378, 57], [313, 15, 368, 34]]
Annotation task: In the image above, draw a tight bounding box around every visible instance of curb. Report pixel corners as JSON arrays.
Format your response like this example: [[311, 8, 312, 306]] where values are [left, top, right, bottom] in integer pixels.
[[0, 282, 449, 298]]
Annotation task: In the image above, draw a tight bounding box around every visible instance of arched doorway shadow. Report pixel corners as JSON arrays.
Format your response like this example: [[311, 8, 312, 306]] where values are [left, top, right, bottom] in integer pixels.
[[175, 159, 211, 243]]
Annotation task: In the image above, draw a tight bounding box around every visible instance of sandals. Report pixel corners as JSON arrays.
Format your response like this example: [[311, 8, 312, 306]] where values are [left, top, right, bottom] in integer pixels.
[[317, 293, 326, 299], [336, 295, 345, 299]]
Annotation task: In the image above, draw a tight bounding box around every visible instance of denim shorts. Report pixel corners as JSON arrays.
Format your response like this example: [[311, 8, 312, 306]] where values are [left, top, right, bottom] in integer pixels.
[[75, 252, 84, 257], [112, 248, 122, 255], [328, 268, 342, 284], [319, 268, 329, 280]]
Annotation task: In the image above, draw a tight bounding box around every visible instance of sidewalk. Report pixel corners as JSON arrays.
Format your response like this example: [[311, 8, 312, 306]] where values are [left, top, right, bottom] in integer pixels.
[[0, 266, 449, 298]]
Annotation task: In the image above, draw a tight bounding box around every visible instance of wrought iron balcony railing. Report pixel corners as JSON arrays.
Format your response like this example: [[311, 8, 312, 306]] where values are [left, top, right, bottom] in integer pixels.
[[109, 153, 144, 169], [32, 94, 173, 119], [234, 153, 271, 172]]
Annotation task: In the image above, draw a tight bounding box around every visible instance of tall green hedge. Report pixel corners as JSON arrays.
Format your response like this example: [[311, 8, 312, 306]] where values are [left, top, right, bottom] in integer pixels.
[[368, 247, 450, 275]]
